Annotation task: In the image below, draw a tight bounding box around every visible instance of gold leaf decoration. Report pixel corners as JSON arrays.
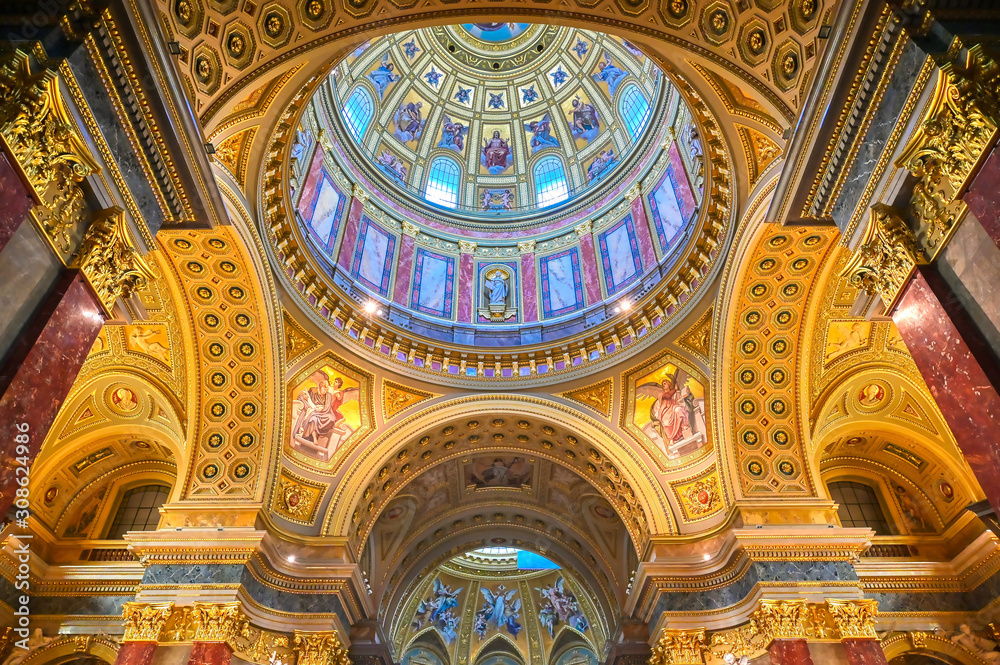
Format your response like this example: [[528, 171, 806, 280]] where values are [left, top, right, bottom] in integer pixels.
[[272, 469, 326, 524], [675, 307, 713, 363], [557, 377, 613, 419], [671, 466, 723, 521], [282, 309, 318, 366], [736, 125, 781, 186], [382, 379, 438, 420]]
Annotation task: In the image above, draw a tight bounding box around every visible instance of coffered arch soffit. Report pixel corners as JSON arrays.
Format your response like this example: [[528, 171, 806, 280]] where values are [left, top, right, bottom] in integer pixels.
[[320, 394, 678, 550]]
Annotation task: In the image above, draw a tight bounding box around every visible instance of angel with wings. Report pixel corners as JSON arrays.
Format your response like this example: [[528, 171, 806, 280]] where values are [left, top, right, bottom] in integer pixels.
[[291, 370, 360, 460], [413, 578, 463, 630], [475, 585, 522, 638], [525, 114, 560, 153], [367, 54, 399, 99], [635, 371, 705, 457], [592, 52, 628, 96]]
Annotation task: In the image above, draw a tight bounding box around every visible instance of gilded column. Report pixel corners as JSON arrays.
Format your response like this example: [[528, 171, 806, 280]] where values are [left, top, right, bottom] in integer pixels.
[[753, 601, 815, 665], [457, 240, 477, 323], [116, 602, 173, 665], [519, 239, 538, 323], [827, 600, 885, 665], [186, 602, 245, 665]]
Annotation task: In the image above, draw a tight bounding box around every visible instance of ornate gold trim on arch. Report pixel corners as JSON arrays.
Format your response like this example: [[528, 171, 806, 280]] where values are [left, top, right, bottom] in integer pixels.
[[272, 467, 328, 526], [670, 464, 724, 522]]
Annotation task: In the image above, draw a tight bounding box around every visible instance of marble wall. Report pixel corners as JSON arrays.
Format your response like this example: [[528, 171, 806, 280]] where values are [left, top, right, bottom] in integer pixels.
[[351, 217, 396, 297], [539, 248, 585, 318], [598, 212, 643, 295]]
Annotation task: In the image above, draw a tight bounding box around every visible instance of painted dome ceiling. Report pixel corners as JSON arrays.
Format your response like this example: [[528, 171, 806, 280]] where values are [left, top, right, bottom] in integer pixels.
[[327, 24, 665, 216]]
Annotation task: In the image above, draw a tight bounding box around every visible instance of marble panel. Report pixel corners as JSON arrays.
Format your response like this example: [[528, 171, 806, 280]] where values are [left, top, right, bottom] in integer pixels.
[[964, 144, 1000, 249], [114, 642, 157, 665], [0, 149, 33, 251], [577, 233, 602, 305], [631, 194, 657, 268], [458, 252, 475, 323], [540, 248, 584, 318], [768, 640, 814, 665], [410, 248, 455, 318], [141, 563, 246, 586], [393, 234, 416, 305], [521, 252, 539, 322], [336, 197, 365, 271], [0, 271, 103, 516], [841, 639, 887, 665], [938, 212, 1000, 355], [350, 216, 396, 297], [0, 218, 62, 360], [598, 212, 642, 295], [894, 269, 1000, 514], [188, 642, 232, 665], [647, 147, 694, 257], [298, 171, 346, 254]]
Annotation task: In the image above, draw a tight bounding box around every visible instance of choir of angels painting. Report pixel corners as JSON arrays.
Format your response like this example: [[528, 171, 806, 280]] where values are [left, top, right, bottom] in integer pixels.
[[288, 356, 372, 463], [624, 355, 709, 462]]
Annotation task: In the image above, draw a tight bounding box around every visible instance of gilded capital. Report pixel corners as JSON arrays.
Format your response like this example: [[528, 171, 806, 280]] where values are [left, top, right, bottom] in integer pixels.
[[518, 239, 536, 254], [575, 220, 593, 238], [72, 207, 155, 315], [122, 602, 174, 642], [191, 601, 245, 643], [650, 629, 707, 665], [294, 630, 350, 665], [826, 599, 878, 640], [352, 183, 370, 204], [458, 240, 478, 254], [752, 600, 809, 641], [842, 204, 925, 311], [401, 220, 420, 238]]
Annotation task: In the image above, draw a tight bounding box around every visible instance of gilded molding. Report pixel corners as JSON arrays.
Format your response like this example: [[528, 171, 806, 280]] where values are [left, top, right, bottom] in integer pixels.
[[842, 204, 924, 310], [72, 207, 156, 315], [122, 601, 174, 642], [650, 629, 707, 665], [753, 599, 810, 640]]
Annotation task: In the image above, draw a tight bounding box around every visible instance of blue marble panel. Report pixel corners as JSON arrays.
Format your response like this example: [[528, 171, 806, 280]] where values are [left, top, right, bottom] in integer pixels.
[[351, 217, 396, 297], [598, 213, 642, 295], [540, 249, 584, 318], [300, 173, 346, 253], [647, 164, 691, 255], [410, 248, 455, 318]]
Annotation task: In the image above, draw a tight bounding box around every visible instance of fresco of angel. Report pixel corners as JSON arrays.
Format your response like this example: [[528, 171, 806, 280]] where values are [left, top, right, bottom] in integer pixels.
[[438, 115, 468, 152], [413, 577, 464, 632], [634, 366, 706, 459], [290, 369, 360, 461], [524, 114, 560, 153], [367, 55, 399, 99], [474, 585, 522, 639], [536, 577, 588, 637], [591, 52, 628, 96]]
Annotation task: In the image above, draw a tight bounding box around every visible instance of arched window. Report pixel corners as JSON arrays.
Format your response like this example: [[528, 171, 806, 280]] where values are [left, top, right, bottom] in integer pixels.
[[425, 156, 461, 208], [533, 156, 569, 207], [106, 484, 169, 539], [343, 87, 374, 138], [828, 480, 893, 535], [618, 85, 650, 138]]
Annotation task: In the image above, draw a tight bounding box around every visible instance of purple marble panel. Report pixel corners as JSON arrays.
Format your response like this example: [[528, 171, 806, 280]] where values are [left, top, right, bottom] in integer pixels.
[[0, 148, 34, 252], [578, 231, 602, 306], [631, 194, 657, 268], [598, 212, 643, 295], [411, 247, 455, 318], [350, 217, 396, 297], [894, 269, 1000, 514], [337, 197, 365, 271], [0, 270, 103, 516], [667, 141, 697, 219], [964, 143, 1000, 250], [540, 248, 584, 318], [458, 250, 475, 322], [393, 234, 415, 305], [297, 171, 346, 254], [521, 251, 538, 322]]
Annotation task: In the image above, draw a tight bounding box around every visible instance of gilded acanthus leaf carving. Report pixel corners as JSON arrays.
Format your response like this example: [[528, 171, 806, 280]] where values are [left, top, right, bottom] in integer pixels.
[[0, 50, 99, 253], [72, 207, 155, 315], [122, 602, 174, 642], [842, 204, 925, 310], [826, 599, 878, 639], [191, 601, 246, 642], [650, 629, 707, 665], [293, 630, 351, 665]]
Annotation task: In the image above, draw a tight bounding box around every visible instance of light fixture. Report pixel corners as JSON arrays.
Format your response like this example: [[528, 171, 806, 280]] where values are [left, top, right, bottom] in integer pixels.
[[702, 553, 711, 561], [288, 555, 296, 563], [619, 299, 632, 311], [364, 301, 378, 314]]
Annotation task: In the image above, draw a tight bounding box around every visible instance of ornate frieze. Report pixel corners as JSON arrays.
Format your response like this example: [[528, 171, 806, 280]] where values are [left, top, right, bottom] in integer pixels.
[[72, 207, 155, 315], [842, 203, 925, 310], [293, 631, 351, 665]]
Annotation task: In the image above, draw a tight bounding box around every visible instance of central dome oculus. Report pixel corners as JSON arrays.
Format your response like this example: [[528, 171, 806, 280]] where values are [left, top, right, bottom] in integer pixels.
[[329, 23, 665, 215]]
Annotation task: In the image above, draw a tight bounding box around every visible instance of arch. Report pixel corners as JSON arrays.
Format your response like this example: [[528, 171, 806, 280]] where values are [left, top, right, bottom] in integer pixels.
[[402, 633, 451, 665], [17, 636, 118, 665], [617, 84, 650, 138], [825, 479, 894, 535], [425, 155, 462, 208], [324, 395, 677, 548], [882, 632, 989, 665], [532, 155, 569, 207], [472, 634, 525, 665], [104, 482, 171, 539], [342, 85, 375, 138], [549, 628, 596, 665]]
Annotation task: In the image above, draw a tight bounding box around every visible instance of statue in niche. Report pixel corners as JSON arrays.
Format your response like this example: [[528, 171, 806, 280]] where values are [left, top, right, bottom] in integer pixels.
[[682, 122, 705, 195], [478, 266, 517, 322]]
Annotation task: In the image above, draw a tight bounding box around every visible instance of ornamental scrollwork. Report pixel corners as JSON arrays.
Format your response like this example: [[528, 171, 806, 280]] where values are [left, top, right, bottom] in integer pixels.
[[0, 50, 99, 254], [826, 599, 878, 639], [649, 629, 707, 665], [293, 630, 351, 665], [842, 204, 925, 310], [71, 207, 155, 315], [122, 602, 174, 642]]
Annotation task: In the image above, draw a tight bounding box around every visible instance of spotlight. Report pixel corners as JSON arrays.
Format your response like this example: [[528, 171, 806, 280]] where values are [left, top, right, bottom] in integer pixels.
[[288, 555, 296, 563], [702, 553, 711, 561], [168, 41, 181, 55], [364, 301, 377, 314], [204, 142, 216, 155], [619, 299, 632, 311], [818, 25, 832, 39]]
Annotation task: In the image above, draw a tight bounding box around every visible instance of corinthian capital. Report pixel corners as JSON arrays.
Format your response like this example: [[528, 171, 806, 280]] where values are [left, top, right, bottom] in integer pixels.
[[752, 600, 810, 641], [827, 599, 878, 639], [650, 628, 707, 665], [72, 207, 155, 315], [191, 601, 245, 643], [293, 630, 350, 665], [842, 204, 925, 310], [122, 602, 174, 642]]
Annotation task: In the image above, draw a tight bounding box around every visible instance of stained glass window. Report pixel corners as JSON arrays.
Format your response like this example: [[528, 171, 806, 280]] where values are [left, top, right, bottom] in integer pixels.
[[425, 156, 461, 208], [534, 156, 569, 207]]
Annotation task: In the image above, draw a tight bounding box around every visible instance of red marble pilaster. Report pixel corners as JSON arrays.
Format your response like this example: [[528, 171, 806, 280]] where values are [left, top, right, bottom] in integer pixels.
[[187, 642, 233, 665], [964, 143, 1000, 250], [892, 269, 1000, 514], [577, 232, 603, 306], [393, 233, 416, 305], [457, 249, 475, 323], [336, 197, 364, 272], [0, 147, 35, 252], [0, 270, 103, 515], [768, 639, 814, 665], [631, 195, 656, 269], [520, 250, 538, 322], [113, 642, 157, 665], [841, 639, 888, 665]]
